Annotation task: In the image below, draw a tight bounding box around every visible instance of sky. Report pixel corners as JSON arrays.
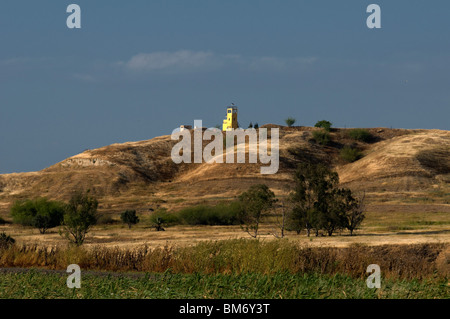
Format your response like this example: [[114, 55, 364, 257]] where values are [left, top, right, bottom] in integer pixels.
[[0, 0, 449, 173]]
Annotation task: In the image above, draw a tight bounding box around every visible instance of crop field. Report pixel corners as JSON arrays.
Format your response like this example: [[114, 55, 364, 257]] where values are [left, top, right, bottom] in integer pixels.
[[0, 197, 449, 300], [0, 239, 448, 299], [0, 270, 447, 299]]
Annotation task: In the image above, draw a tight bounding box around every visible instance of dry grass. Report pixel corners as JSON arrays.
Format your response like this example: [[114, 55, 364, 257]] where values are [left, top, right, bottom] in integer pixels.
[[0, 202, 448, 250], [0, 240, 447, 280], [337, 130, 450, 190]]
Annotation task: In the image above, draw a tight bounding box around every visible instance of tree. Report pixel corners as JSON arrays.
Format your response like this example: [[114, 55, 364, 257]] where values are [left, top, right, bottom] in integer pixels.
[[248, 122, 253, 128], [271, 201, 292, 238], [61, 191, 98, 246], [285, 117, 296, 127], [315, 120, 333, 131], [238, 184, 276, 238], [287, 163, 339, 236], [120, 210, 140, 229], [10, 198, 65, 234], [254, 123, 259, 129], [291, 163, 339, 236], [320, 189, 348, 236], [342, 191, 366, 236], [288, 163, 364, 237]]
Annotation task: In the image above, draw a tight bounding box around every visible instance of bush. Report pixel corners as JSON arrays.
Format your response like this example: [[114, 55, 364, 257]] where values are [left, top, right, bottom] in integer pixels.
[[177, 202, 242, 226], [312, 130, 331, 145], [315, 120, 332, 131], [10, 198, 65, 234], [285, 117, 296, 127], [0, 232, 15, 249], [96, 214, 117, 225], [340, 146, 363, 163], [347, 129, 373, 143], [120, 210, 140, 229], [149, 208, 180, 230], [0, 217, 8, 225]]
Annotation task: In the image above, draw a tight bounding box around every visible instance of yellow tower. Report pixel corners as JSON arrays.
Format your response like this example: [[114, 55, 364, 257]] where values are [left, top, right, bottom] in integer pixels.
[[222, 105, 238, 131]]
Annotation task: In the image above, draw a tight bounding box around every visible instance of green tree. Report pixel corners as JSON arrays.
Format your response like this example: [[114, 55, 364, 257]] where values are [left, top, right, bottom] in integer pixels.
[[285, 117, 296, 127], [238, 184, 277, 238], [342, 192, 366, 236], [248, 122, 253, 128], [287, 163, 338, 236], [120, 210, 140, 229], [10, 198, 65, 234], [61, 191, 98, 246], [288, 163, 364, 237], [315, 120, 332, 131], [254, 123, 259, 129], [320, 189, 349, 236]]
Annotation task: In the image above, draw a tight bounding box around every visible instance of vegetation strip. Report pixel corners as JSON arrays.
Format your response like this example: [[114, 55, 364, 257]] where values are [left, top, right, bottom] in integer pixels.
[[0, 271, 447, 299], [0, 240, 447, 280]]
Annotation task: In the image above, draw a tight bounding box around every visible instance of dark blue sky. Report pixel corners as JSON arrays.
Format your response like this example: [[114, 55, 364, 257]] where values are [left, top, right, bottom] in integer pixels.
[[1, 0, 449, 173]]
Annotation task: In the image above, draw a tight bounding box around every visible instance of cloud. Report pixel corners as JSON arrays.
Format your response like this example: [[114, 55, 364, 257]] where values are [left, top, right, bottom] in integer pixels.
[[122, 50, 224, 73], [119, 50, 318, 74]]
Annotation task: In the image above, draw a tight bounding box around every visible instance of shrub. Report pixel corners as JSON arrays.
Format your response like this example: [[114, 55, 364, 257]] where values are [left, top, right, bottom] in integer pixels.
[[0, 232, 15, 249], [10, 198, 65, 234], [96, 214, 117, 225], [120, 210, 140, 229], [285, 117, 296, 127], [149, 208, 180, 230], [177, 202, 242, 226], [315, 120, 332, 131], [340, 146, 363, 163], [347, 129, 373, 142], [0, 217, 8, 225], [312, 130, 331, 145]]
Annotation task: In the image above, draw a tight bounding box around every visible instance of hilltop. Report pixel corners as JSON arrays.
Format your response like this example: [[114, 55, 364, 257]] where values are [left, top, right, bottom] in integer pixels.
[[0, 126, 449, 214]]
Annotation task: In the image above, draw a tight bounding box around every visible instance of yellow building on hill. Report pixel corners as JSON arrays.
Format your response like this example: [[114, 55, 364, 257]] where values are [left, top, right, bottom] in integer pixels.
[[222, 105, 238, 131]]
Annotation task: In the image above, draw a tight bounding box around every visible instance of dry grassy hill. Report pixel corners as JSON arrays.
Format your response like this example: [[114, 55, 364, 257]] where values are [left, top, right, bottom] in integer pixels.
[[0, 126, 449, 215]]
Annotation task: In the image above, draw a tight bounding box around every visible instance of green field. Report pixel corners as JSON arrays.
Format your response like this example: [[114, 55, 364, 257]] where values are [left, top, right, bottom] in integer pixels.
[[0, 270, 448, 299]]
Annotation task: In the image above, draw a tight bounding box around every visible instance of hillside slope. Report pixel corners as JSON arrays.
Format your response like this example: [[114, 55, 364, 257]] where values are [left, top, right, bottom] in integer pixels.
[[0, 127, 448, 213]]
